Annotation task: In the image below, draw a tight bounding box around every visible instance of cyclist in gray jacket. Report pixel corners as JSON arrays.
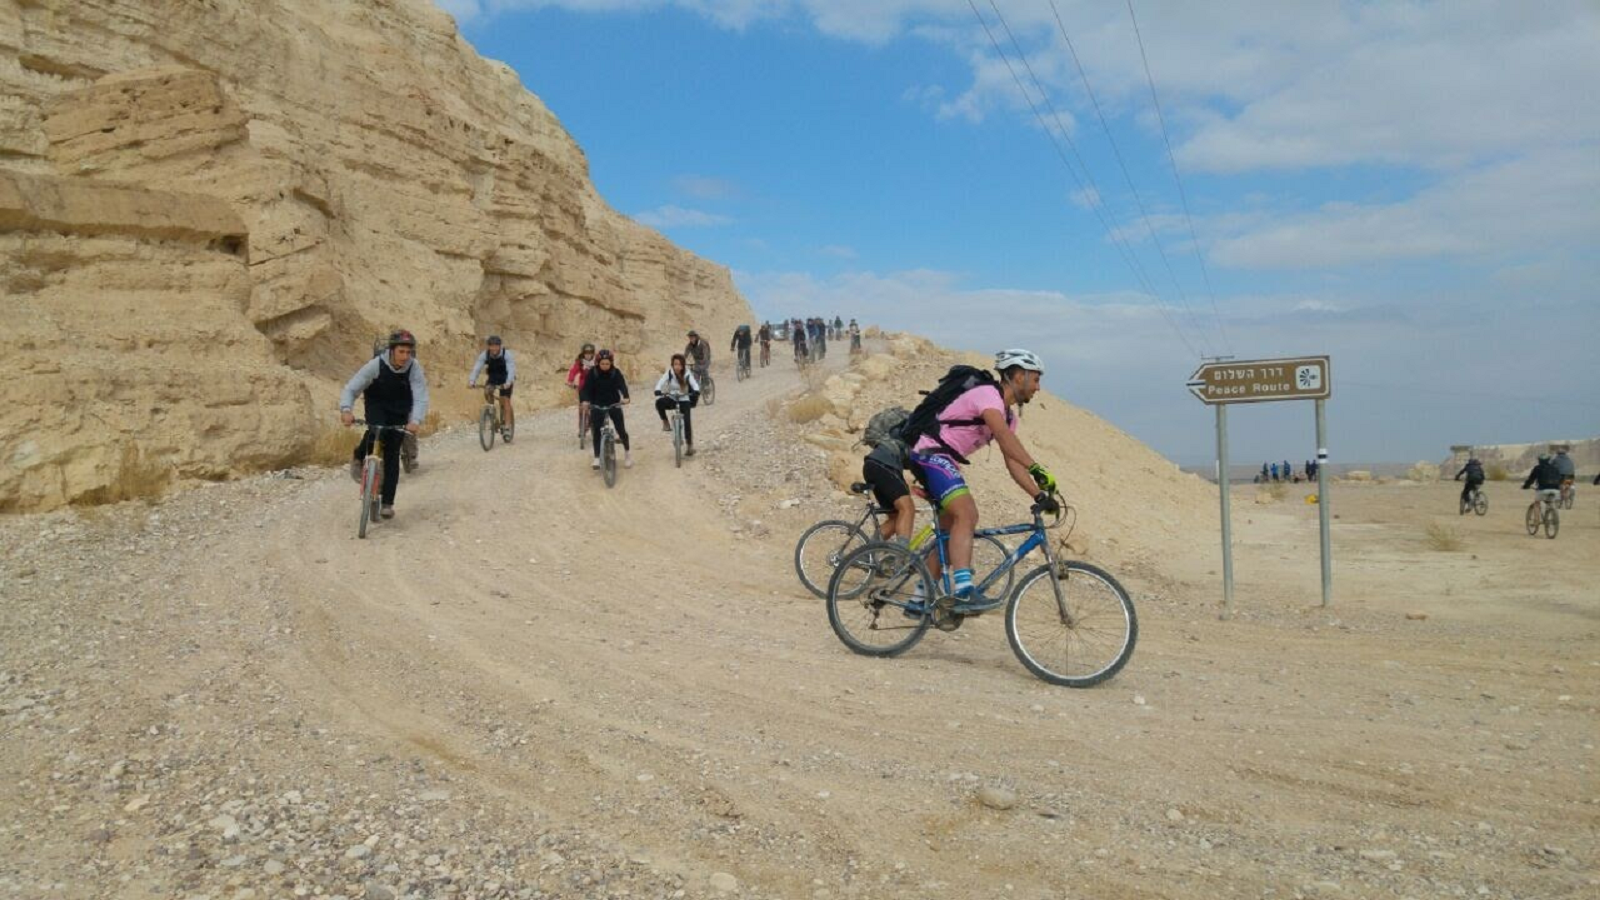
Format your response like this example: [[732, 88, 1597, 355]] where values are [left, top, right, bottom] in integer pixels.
[[340, 330, 430, 519], [467, 335, 517, 438]]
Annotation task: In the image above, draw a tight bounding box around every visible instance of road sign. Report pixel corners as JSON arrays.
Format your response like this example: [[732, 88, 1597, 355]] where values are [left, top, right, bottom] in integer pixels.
[[1186, 355, 1330, 405], [1188, 354, 1335, 618]]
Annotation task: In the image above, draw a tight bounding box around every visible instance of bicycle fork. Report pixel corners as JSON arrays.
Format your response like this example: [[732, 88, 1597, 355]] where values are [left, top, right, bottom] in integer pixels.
[[1038, 522, 1075, 626]]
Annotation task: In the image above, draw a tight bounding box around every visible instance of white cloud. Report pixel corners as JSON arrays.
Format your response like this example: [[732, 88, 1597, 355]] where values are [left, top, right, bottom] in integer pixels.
[[817, 244, 858, 259], [672, 174, 740, 199], [633, 205, 733, 229], [1207, 147, 1600, 269]]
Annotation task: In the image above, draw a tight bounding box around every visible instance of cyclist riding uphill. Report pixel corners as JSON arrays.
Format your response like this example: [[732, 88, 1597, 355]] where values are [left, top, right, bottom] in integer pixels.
[[730, 324, 753, 370], [905, 349, 1058, 609], [1455, 456, 1485, 508], [1522, 454, 1562, 492], [468, 335, 516, 438], [340, 329, 430, 520], [685, 330, 712, 377], [579, 349, 632, 470], [654, 353, 702, 456]]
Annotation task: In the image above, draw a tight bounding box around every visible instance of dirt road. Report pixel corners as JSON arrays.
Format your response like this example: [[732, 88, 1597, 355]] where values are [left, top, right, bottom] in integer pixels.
[[2, 351, 1594, 899]]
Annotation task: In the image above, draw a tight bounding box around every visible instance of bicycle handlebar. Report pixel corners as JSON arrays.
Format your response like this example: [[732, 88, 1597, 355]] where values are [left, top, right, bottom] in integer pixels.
[[348, 420, 412, 432]]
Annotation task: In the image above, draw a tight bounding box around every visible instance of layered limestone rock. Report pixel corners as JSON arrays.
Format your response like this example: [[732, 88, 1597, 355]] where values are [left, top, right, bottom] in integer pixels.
[[0, 0, 750, 511]]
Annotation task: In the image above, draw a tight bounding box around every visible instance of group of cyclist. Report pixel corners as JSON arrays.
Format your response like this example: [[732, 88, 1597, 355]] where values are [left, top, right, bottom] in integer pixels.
[[341, 325, 1068, 572], [776, 316, 860, 365], [1453, 448, 1588, 525], [341, 325, 767, 518]]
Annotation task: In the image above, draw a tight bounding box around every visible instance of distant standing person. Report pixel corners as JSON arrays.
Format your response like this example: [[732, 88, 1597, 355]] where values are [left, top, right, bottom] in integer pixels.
[[1282, 460, 1293, 482], [1270, 462, 1279, 482]]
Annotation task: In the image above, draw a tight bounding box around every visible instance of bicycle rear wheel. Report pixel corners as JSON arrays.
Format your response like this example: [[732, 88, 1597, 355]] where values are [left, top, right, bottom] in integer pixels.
[[1543, 507, 1559, 539], [794, 520, 871, 598], [1005, 561, 1137, 688], [826, 542, 932, 657], [1525, 503, 1540, 535], [1473, 492, 1488, 516], [479, 407, 495, 451]]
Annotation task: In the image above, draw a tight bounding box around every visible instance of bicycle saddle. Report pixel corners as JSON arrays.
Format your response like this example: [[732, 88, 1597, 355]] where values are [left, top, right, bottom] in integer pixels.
[[850, 482, 871, 495]]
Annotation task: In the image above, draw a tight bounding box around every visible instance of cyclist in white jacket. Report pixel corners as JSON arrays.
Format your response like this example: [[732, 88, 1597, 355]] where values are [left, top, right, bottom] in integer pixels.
[[653, 353, 702, 456]]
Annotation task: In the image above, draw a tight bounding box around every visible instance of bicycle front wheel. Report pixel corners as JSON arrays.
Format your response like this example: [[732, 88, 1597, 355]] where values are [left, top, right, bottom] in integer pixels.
[[794, 520, 871, 598], [358, 458, 380, 539], [602, 432, 617, 488], [1525, 503, 1540, 535], [703, 377, 716, 406], [673, 416, 683, 469], [479, 407, 495, 451], [1005, 561, 1137, 688], [826, 542, 932, 657], [1544, 507, 1559, 539]]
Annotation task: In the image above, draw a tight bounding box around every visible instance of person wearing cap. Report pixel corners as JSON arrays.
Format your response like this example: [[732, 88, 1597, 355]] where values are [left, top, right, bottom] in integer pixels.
[[903, 349, 1057, 611], [468, 335, 517, 441], [340, 329, 430, 519]]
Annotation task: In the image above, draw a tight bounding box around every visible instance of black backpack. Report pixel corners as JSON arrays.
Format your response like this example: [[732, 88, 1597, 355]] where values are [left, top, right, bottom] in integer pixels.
[[895, 365, 1007, 465]]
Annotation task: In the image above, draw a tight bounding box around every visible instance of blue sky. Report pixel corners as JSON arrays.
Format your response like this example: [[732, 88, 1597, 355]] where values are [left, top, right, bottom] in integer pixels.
[[443, 0, 1600, 466]]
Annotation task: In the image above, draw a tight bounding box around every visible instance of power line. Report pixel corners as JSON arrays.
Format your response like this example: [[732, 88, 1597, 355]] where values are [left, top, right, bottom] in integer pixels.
[[1125, 0, 1233, 354], [964, 0, 1208, 358], [1035, 0, 1219, 357], [1046, 0, 1225, 357], [985, 0, 1215, 358]]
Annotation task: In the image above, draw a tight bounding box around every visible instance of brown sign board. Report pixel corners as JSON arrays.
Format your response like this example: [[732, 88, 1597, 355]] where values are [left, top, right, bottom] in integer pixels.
[[1186, 356, 1331, 405]]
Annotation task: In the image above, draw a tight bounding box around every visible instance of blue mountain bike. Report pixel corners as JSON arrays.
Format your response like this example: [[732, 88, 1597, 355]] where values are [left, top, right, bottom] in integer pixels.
[[825, 494, 1137, 687]]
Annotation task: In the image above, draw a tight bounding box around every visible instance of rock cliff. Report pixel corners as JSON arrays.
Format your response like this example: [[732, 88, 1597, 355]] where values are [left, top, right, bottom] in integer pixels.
[[0, 0, 750, 512]]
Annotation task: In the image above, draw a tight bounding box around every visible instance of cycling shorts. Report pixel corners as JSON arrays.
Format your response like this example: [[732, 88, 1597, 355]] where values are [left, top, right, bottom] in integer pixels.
[[862, 456, 910, 510], [909, 451, 969, 510], [489, 382, 513, 396]]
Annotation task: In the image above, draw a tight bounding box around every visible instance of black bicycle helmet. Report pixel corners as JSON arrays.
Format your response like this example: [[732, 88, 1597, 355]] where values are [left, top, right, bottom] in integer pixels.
[[388, 329, 416, 348], [486, 334, 502, 346], [596, 348, 614, 362]]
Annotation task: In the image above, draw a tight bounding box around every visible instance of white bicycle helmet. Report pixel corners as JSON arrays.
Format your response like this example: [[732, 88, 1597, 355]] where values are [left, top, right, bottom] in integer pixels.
[[995, 348, 1044, 373]]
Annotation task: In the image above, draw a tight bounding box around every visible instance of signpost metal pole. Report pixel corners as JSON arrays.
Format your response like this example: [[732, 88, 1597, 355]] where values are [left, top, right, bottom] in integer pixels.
[[1315, 399, 1331, 607], [1216, 403, 1234, 620]]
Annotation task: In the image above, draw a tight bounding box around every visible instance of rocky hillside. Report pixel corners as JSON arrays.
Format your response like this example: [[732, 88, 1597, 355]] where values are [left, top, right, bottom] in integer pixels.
[[1440, 438, 1599, 479], [0, 0, 750, 512]]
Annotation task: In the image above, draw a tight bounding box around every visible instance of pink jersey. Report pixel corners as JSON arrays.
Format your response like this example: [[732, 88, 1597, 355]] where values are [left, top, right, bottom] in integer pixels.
[[911, 385, 1015, 462]]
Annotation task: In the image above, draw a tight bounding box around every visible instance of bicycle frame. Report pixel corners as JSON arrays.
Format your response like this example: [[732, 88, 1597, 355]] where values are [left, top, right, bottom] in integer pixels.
[[922, 503, 1069, 614]]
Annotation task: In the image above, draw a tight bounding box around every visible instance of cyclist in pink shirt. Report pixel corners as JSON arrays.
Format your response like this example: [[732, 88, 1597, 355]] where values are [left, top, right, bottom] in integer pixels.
[[907, 349, 1057, 606]]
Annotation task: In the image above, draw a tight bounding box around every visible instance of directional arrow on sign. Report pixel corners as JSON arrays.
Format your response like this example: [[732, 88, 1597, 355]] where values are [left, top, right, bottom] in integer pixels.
[[1186, 356, 1331, 406]]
